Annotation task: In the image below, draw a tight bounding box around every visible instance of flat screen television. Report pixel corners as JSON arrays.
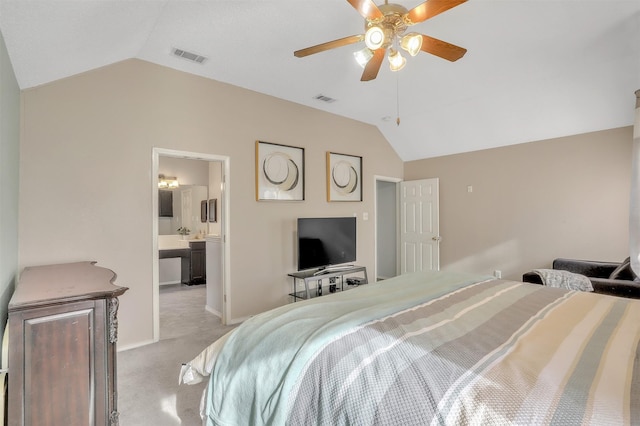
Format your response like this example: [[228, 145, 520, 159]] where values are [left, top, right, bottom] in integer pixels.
[[297, 217, 356, 271]]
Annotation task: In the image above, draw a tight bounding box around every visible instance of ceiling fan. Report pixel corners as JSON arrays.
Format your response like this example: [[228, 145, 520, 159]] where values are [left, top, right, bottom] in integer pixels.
[[294, 0, 468, 81]]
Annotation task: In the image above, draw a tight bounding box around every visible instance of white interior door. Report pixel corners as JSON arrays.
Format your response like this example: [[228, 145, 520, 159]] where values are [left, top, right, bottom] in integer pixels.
[[399, 178, 440, 273]]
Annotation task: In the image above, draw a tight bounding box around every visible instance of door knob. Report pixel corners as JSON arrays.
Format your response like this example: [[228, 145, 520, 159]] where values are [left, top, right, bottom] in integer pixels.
[[432, 236, 442, 242]]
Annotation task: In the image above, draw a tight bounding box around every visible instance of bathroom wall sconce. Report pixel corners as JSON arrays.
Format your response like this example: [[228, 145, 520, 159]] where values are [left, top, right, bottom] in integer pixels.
[[158, 174, 179, 189]]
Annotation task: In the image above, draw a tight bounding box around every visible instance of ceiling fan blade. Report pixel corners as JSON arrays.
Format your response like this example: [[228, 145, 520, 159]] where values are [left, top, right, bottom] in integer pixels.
[[420, 34, 467, 62], [361, 48, 385, 81], [346, 0, 384, 21], [294, 34, 365, 58], [405, 0, 467, 25]]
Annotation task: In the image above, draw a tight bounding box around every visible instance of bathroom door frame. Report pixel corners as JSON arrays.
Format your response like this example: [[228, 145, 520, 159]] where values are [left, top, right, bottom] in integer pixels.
[[151, 147, 231, 342]]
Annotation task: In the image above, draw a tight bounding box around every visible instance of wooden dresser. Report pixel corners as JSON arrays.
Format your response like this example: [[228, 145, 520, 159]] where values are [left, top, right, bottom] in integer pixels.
[[7, 262, 128, 426]]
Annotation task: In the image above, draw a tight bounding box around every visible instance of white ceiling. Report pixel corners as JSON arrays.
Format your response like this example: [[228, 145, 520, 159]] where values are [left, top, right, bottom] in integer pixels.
[[0, 0, 638, 161]]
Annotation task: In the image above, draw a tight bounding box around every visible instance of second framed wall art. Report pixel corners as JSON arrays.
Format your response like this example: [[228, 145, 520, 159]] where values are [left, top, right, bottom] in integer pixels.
[[326, 152, 362, 202]]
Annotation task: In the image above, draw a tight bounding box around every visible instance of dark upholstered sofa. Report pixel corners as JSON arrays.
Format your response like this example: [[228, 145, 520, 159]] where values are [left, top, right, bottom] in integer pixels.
[[522, 258, 640, 299]]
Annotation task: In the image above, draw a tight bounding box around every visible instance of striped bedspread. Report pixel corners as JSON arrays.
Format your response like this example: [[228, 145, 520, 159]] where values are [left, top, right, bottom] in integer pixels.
[[197, 271, 640, 425]]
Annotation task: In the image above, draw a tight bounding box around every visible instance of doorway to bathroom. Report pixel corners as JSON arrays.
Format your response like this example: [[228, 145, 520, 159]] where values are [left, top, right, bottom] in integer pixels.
[[152, 148, 231, 342], [375, 176, 401, 281]]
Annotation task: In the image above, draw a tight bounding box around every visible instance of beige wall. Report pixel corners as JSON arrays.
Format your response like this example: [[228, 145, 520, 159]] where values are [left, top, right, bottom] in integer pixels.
[[159, 156, 209, 187], [18, 59, 403, 348], [0, 30, 20, 353], [405, 127, 633, 280]]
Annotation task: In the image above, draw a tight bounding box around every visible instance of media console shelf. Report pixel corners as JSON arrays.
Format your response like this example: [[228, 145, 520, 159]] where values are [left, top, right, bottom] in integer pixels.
[[288, 266, 368, 301]]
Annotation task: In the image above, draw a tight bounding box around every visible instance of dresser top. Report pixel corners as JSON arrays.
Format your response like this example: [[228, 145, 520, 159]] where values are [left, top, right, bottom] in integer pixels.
[[9, 261, 128, 311]]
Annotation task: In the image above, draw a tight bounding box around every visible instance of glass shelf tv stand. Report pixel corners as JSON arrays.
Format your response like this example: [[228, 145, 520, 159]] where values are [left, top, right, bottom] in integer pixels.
[[287, 266, 368, 301]]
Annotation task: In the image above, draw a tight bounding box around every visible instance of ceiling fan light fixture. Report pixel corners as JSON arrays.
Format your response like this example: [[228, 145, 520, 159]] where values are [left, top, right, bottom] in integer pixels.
[[353, 47, 374, 68], [401, 33, 422, 57], [292, 0, 468, 81], [364, 26, 385, 50], [388, 48, 406, 72]]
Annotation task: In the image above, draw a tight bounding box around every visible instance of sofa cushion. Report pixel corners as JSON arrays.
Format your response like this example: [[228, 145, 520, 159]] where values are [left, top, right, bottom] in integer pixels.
[[590, 277, 640, 299], [552, 258, 619, 278], [608, 257, 638, 281]]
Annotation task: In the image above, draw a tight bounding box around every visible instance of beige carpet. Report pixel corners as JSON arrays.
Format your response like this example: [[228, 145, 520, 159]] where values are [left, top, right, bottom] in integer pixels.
[[118, 284, 236, 425]]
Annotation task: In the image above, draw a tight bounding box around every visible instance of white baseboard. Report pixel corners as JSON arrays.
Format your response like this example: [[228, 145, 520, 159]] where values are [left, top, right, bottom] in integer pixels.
[[226, 315, 250, 326], [160, 280, 181, 286], [204, 307, 248, 325], [205, 305, 221, 318], [117, 338, 155, 352]]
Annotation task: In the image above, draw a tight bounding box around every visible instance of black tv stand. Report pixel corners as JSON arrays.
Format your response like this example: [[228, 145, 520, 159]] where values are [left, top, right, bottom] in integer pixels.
[[288, 266, 368, 301]]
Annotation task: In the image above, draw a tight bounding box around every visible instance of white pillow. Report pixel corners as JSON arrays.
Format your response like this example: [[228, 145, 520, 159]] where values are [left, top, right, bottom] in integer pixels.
[[178, 330, 235, 385]]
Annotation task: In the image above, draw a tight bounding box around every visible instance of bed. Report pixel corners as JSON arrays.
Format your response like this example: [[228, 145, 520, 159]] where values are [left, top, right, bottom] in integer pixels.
[[181, 270, 640, 425]]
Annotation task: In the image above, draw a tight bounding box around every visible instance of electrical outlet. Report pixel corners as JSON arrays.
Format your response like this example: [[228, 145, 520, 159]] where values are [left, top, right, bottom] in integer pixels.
[[494, 270, 502, 279]]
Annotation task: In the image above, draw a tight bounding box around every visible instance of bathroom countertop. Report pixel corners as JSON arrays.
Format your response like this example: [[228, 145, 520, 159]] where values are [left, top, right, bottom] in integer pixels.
[[158, 235, 189, 250], [158, 234, 218, 250]]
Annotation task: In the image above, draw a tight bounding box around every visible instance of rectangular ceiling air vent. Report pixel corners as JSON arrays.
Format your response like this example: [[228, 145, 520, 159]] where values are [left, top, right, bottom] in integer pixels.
[[313, 94, 337, 103], [172, 47, 208, 64]]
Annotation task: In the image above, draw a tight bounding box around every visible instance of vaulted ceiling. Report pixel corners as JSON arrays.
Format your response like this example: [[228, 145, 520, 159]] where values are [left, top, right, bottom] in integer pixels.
[[1, 0, 638, 161]]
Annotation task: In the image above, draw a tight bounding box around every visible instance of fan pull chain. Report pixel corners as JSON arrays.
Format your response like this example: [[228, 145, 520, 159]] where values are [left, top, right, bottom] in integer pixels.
[[396, 72, 401, 126]]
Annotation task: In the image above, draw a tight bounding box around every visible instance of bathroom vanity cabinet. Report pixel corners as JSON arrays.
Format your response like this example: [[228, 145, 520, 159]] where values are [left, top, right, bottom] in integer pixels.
[[189, 241, 206, 284], [159, 240, 206, 285], [8, 261, 128, 426], [158, 189, 173, 217]]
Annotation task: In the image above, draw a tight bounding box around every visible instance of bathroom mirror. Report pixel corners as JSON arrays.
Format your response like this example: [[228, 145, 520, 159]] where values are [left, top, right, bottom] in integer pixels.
[[158, 185, 208, 235]]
